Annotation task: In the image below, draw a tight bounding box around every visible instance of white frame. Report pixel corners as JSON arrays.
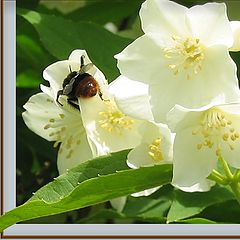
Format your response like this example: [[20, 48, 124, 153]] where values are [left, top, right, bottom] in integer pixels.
[[1, 0, 240, 238]]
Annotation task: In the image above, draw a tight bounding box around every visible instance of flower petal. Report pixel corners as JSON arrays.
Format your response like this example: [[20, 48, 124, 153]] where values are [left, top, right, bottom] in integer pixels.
[[151, 44, 240, 123], [127, 121, 173, 169], [78, 96, 110, 156], [186, 3, 233, 47], [57, 132, 92, 174], [220, 107, 240, 169], [167, 97, 227, 132], [22, 92, 91, 175], [168, 102, 240, 184], [222, 140, 240, 169], [115, 35, 167, 85], [131, 187, 160, 197], [43, 60, 80, 99], [40, 84, 54, 97], [117, 33, 240, 123], [127, 143, 156, 168], [177, 179, 215, 192], [172, 127, 217, 188], [110, 197, 127, 212], [68, 49, 98, 78], [69, 49, 92, 65], [167, 104, 204, 133], [109, 76, 154, 121], [198, 46, 240, 103], [229, 21, 240, 51], [219, 103, 240, 115], [22, 93, 67, 141], [140, 0, 188, 38], [78, 96, 141, 156]]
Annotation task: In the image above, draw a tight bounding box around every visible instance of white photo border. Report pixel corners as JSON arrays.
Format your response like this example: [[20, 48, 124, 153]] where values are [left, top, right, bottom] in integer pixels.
[[1, 0, 240, 238]]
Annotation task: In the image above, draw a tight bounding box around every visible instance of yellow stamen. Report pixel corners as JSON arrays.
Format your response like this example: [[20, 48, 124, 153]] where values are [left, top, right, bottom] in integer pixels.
[[163, 36, 205, 80], [148, 138, 164, 161], [98, 101, 134, 134], [193, 107, 239, 157]]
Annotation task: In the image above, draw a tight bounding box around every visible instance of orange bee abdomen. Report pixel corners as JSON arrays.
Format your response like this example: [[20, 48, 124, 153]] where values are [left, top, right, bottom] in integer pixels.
[[76, 76, 100, 98]]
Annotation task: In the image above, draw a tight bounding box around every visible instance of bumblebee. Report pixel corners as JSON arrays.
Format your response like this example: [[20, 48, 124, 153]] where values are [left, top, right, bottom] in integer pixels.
[[56, 55, 103, 109]]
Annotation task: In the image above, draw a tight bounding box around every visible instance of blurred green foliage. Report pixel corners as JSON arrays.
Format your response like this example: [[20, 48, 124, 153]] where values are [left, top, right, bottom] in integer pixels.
[[17, 0, 240, 224]]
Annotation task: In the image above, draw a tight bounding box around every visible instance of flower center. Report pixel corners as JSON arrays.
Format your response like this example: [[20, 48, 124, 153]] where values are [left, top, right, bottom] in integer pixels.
[[192, 107, 239, 157], [164, 36, 205, 80], [148, 138, 164, 161], [98, 101, 134, 134]]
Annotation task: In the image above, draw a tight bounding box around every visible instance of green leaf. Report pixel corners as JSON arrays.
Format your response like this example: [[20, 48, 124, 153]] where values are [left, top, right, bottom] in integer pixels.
[[176, 218, 216, 224], [122, 185, 173, 223], [30, 150, 130, 203], [66, 0, 142, 26], [17, 0, 39, 10], [17, 70, 42, 88], [167, 186, 234, 223], [17, 34, 45, 71], [123, 197, 170, 223], [16, 15, 57, 75], [17, 8, 133, 81], [199, 199, 240, 223], [77, 208, 126, 224], [0, 155, 172, 231]]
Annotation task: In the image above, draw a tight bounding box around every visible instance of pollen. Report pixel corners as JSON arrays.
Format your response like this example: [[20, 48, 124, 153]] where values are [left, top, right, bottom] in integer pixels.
[[46, 98, 54, 103], [43, 115, 84, 160], [148, 138, 164, 161], [98, 101, 134, 134], [164, 36, 205, 79], [192, 107, 239, 157], [59, 113, 65, 119]]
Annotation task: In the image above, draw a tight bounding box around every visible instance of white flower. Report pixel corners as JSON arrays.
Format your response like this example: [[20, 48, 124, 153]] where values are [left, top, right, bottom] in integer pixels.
[[22, 88, 92, 175], [22, 49, 154, 210], [110, 197, 127, 212], [24, 49, 147, 173], [23, 49, 108, 174], [70, 60, 156, 156], [167, 101, 240, 189], [109, 75, 154, 122], [78, 87, 143, 156], [77, 75, 160, 204], [126, 121, 173, 196], [127, 121, 173, 168], [115, 0, 240, 122], [178, 180, 215, 193], [229, 21, 240, 52], [43, 49, 141, 158]]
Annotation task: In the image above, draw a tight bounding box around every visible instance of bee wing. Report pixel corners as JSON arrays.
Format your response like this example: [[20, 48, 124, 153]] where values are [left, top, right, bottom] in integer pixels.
[[63, 78, 75, 95], [80, 63, 94, 74]]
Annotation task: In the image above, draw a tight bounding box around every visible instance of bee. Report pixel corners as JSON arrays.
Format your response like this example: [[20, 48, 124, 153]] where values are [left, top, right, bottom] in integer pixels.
[[56, 55, 103, 109]]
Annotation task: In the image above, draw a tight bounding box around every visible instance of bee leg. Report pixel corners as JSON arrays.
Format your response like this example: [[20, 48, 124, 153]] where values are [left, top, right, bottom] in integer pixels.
[[67, 98, 80, 111], [56, 90, 64, 106], [99, 90, 110, 102], [80, 55, 85, 68]]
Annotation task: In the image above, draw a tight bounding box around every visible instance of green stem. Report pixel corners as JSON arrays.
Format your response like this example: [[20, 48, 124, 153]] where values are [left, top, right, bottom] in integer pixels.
[[218, 158, 240, 205], [218, 156, 233, 180], [207, 170, 228, 185], [212, 169, 226, 180], [208, 157, 240, 205], [233, 169, 240, 182], [230, 181, 240, 205]]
